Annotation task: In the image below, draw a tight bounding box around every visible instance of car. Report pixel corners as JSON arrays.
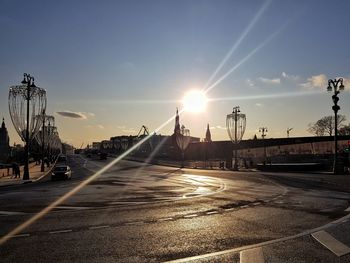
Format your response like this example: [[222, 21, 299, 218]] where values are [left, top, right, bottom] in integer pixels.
[[57, 155, 67, 163], [51, 165, 72, 180]]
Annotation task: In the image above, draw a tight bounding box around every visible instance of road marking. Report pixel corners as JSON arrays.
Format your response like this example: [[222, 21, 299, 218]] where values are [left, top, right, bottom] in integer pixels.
[[312, 230, 350, 257], [0, 211, 26, 216], [55, 206, 91, 210], [224, 208, 236, 211], [11, 233, 30, 238], [89, 225, 110, 230], [241, 205, 249, 209], [183, 214, 198, 218], [206, 211, 218, 215], [49, 229, 72, 234], [125, 221, 144, 225], [252, 202, 261, 206], [159, 217, 173, 221], [240, 247, 265, 263]]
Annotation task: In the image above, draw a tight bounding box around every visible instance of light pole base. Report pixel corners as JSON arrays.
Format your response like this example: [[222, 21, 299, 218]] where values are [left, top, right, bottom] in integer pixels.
[[23, 169, 30, 180]]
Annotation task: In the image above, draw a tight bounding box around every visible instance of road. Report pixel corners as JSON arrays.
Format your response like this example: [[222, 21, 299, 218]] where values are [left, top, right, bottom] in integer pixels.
[[1, 154, 350, 262]]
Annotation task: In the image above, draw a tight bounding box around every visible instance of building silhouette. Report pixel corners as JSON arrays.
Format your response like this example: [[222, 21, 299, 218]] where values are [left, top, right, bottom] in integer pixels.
[[205, 123, 211, 142], [0, 118, 10, 162]]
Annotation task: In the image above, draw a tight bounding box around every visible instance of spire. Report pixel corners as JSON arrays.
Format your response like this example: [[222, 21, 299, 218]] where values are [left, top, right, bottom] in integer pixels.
[[1, 118, 5, 129], [205, 123, 211, 142], [174, 108, 180, 135]]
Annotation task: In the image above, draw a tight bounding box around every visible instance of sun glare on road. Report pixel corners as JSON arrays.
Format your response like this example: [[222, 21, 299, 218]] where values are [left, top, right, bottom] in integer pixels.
[[182, 90, 208, 113]]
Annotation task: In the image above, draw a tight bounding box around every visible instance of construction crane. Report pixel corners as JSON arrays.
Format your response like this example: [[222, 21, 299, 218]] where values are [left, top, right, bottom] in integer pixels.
[[287, 128, 293, 138], [136, 125, 149, 137]]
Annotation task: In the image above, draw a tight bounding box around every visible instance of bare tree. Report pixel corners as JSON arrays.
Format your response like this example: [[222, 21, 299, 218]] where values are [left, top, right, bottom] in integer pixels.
[[339, 123, 350, 135], [307, 115, 346, 136]]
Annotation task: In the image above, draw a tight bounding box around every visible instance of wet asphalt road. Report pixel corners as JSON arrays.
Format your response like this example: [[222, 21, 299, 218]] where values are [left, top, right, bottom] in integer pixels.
[[0, 154, 350, 262]]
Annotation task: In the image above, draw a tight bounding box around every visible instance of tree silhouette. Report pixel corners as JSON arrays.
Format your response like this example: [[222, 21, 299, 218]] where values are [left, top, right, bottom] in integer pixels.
[[307, 115, 346, 136]]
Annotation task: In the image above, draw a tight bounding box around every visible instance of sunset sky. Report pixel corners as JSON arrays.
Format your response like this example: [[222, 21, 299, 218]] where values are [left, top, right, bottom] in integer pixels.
[[1, 0, 350, 147]]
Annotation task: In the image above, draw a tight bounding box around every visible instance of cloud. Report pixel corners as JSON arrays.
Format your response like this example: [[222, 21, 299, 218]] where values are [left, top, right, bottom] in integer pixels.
[[215, 125, 227, 130], [245, 78, 255, 87], [122, 128, 136, 134], [56, 111, 87, 119], [97, 124, 104, 129], [255, 103, 263, 107], [300, 74, 327, 89], [343, 78, 350, 90], [259, 77, 280, 84], [282, 72, 299, 81]]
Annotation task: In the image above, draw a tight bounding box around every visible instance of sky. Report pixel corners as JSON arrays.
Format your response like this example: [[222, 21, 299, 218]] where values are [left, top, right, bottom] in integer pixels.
[[1, 0, 350, 147]]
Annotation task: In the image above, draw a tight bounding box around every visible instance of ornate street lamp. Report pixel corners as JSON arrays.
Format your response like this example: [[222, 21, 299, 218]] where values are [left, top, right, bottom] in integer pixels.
[[259, 127, 268, 164], [35, 111, 54, 172], [8, 73, 46, 180], [226, 106, 246, 170], [176, 125, 191, 168], [327, 78, 345, 174]]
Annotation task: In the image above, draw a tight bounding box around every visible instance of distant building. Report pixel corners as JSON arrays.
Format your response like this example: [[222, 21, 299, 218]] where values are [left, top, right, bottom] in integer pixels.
[[205, 123, 212, 142], [0, 118, 10, 162]]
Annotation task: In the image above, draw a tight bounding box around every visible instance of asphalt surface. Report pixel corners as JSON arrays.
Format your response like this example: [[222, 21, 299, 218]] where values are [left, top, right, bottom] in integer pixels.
[[1, 154, 350, 262]]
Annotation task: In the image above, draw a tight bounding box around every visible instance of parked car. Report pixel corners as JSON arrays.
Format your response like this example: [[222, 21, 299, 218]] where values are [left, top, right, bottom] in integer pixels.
[[51, 165, 72, 180]]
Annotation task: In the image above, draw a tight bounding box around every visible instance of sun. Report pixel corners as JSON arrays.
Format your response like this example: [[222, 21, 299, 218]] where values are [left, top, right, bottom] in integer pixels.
[[182, 90, 208, 113]]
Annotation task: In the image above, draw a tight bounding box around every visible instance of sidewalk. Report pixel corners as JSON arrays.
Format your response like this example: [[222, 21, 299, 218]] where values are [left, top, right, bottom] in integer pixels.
[[0, 163, 51, 187]]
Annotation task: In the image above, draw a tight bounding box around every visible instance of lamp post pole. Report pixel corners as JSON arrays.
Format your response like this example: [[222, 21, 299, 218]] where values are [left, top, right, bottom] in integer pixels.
[[22, 74, 36, 180], [41, 110, 46, 172], [232, 106, 240, 171], [259, 127, 268, 165], [327, 78, 345, 174]]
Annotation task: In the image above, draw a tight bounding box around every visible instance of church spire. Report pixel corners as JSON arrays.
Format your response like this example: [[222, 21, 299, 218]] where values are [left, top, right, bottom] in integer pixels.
[[205, 123, 211, 142], [174, 108, 180, 135], [1, 118, 5, 129]]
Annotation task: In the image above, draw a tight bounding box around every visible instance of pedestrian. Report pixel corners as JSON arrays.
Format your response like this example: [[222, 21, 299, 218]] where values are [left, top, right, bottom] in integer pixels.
[[14, 163, 20, 178]]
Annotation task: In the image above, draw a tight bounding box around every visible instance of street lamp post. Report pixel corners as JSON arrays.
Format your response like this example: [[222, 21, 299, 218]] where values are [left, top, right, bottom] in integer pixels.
[[176, 125, 190, 168], [41, 110, 46, 172], [327, 78, 345, 174], [35, 113, 54, 172], [259, 127, 268, 165], [226, 106, 246, 171], [8, 74, 46, 180]]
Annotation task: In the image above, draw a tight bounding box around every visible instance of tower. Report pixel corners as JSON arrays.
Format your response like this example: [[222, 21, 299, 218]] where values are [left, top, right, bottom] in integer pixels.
[[205, 123, 211, 142], [174, 108, 180, 135], [0, 118, 10, 162]]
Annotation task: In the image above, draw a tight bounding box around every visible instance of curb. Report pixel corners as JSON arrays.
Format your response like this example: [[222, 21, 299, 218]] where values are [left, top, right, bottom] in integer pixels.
[[0, 159, 58, 188]]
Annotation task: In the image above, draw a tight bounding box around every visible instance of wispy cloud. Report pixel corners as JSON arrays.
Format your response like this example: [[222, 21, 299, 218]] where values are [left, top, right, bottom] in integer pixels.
[[300, 74, 327, 89], [343, 77, 350, 90], [122, 128, 136, 134], [282, 72, 299, 81], [259, 77, 280, 84], [255, 103, 263, 107], [97, 124, 104, 129], [245, 78, 255, 87], [56, 111, 87, 119]]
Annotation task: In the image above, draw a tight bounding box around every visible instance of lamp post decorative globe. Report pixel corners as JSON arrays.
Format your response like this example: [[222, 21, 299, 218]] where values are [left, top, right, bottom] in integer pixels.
[[327, 78, 345, 174], [35, 112, 54, 172], [176, 125, 191, 168], [8, 73, 46, 180], [226, 106, 246, 170]]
